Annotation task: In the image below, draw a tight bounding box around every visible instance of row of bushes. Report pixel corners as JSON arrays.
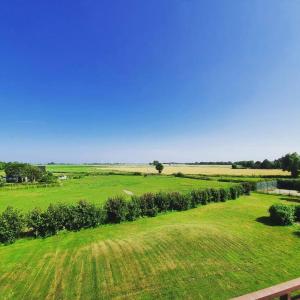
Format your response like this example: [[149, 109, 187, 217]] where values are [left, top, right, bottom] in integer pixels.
[[277, 179, 300, 191], [0, 185, 248, 245], [269, 204, 300, 225]]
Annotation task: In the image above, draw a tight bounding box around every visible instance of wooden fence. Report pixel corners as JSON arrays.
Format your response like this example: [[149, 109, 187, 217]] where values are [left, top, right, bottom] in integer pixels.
[[232, 277, 300, 300]]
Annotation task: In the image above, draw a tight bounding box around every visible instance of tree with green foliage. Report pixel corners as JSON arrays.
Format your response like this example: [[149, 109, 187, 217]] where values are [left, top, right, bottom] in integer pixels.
[[0, 207, 24, 244], [261, 159, 273, 169], [4, 162, 47, 183], [0, 161, 6, 170], [280, 152, 300, 178], [155, 162, 164, 174]]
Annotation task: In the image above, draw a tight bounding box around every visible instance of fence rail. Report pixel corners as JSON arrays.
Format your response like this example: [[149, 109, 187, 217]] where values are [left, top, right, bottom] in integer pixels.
[[232, 277, 300, 300], [256, 180, 277, 192]]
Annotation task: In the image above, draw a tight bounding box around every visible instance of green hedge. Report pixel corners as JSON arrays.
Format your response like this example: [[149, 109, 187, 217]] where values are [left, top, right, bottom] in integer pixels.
[[277, 179, 300, 191], [0, 184, 248, 245], [269, 204, 295, 225]]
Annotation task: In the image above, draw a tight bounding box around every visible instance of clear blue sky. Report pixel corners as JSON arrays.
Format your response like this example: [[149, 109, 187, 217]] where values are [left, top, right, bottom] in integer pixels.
[[1, 0, 299, 163]]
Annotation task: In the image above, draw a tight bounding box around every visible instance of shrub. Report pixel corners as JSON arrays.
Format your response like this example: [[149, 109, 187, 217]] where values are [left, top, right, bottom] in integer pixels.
[[39, 172, 58, 184], [277, 179, 300, 191], [26, 208, 45, 237], [0, 207, 24, 244], [294, 205, 300, 222], [64, 201, 104, 231], [269, 204, 295, 225], [200, 190, 209, 205], [210, 189, 221, 202], [169, 192, 191, 211], [126, 196, 142, 221], [38, 204, 67, 236], [241, 182, 252, 195], [219, 188, 229, 202], [154, 192, 171, 212], [190, 190, 202, 207], [139, 193, 158, 217], [229, 186, 238, 200], [104, 196, 128, 223], [173, 172, 184, 177]]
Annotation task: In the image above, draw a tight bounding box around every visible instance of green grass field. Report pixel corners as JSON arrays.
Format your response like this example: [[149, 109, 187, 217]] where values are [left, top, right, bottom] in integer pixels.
[[1, 193, 300, 299], [0, 175, 233, 212]]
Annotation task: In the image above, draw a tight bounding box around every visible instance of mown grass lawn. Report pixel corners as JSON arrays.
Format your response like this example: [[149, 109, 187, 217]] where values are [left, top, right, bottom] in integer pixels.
[[0, 175, 233, 212], [1, 193, 300, 299]]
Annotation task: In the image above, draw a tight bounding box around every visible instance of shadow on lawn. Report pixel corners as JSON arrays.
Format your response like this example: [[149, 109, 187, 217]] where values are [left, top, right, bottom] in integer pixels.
[[256, 216, 275, 226], [292, 231, 300, 238]]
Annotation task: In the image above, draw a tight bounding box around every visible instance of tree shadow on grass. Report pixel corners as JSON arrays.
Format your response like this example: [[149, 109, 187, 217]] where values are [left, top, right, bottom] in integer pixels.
[[292, 231, 300, 238], [280, 196, 300, 204], [256, 216, 275, 226]]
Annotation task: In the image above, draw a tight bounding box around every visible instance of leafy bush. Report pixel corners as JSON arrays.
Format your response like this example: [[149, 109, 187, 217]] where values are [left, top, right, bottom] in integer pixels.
[[190, 190, 203, 207], [104, 196, 128, 223], [210, 189, 221, 202], [169, 192, 191, 211], [173, 172, 184, 177], [39, 172, 58, 184], [219, 188, 229, 202], [200, 190, 209, 205], [269, 204, 295, 225], [0, 207, 24, 244], [26, 208, 45, 237], [154, 192, 171, 212], [64, 201, 103, 231], [277, 179, 300, 191], [294, 205, 300, 222], [139, 193, 158, 217], [241, 182, 252, 195], [126, 196, 142, 221], [229, 186, 238, 200]]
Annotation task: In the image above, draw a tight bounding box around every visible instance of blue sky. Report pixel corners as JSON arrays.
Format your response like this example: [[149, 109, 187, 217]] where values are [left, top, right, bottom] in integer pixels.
[[1, 0, 300, 163]]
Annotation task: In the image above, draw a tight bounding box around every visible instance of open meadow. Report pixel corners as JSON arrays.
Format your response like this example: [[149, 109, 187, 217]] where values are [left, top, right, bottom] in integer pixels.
[[0, 174, 234, 212], [1, 193, 300, 299]]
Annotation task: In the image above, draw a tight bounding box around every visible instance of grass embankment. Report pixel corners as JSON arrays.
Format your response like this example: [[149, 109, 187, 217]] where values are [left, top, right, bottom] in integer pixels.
[[1, 193, 300, 299], [0, 175, 233, 212]]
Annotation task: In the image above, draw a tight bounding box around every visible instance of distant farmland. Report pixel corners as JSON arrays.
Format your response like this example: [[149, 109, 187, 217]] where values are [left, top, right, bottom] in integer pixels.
[[102, 164, 289, 176]]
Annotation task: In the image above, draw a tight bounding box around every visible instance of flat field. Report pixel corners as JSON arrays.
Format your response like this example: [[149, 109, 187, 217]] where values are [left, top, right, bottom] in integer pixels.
[[1, 193, 300, 299], [0, 174, 233, 212], [101, 164, 289, 176]]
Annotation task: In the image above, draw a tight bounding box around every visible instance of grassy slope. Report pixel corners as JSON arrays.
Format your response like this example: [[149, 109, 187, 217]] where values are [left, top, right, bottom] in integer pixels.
[[1, 193, 300, 299], [0, 175, 233, 212]]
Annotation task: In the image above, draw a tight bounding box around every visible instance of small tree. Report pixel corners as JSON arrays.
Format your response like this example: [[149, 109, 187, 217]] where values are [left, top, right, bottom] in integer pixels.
[[155, 163, 164, 174], [281, 153, 300, 178], [0, 207, 24, 244]]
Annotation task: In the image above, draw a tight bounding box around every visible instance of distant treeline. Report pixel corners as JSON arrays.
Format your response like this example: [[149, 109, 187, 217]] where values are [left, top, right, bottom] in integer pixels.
[[233, 159, 282, 169], [164, 162, 233, 165]]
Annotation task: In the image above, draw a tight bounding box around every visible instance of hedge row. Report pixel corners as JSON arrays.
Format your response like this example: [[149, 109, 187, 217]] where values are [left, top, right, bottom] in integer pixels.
[[0, 185, 248, 245], [277, 179, 300, 191], [269, 203, 300, 226]]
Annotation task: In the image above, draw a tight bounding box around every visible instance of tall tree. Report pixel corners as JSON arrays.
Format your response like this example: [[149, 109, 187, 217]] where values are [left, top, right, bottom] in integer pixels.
[[280, 153, 300, 178], [155, 162, 164, 174]]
